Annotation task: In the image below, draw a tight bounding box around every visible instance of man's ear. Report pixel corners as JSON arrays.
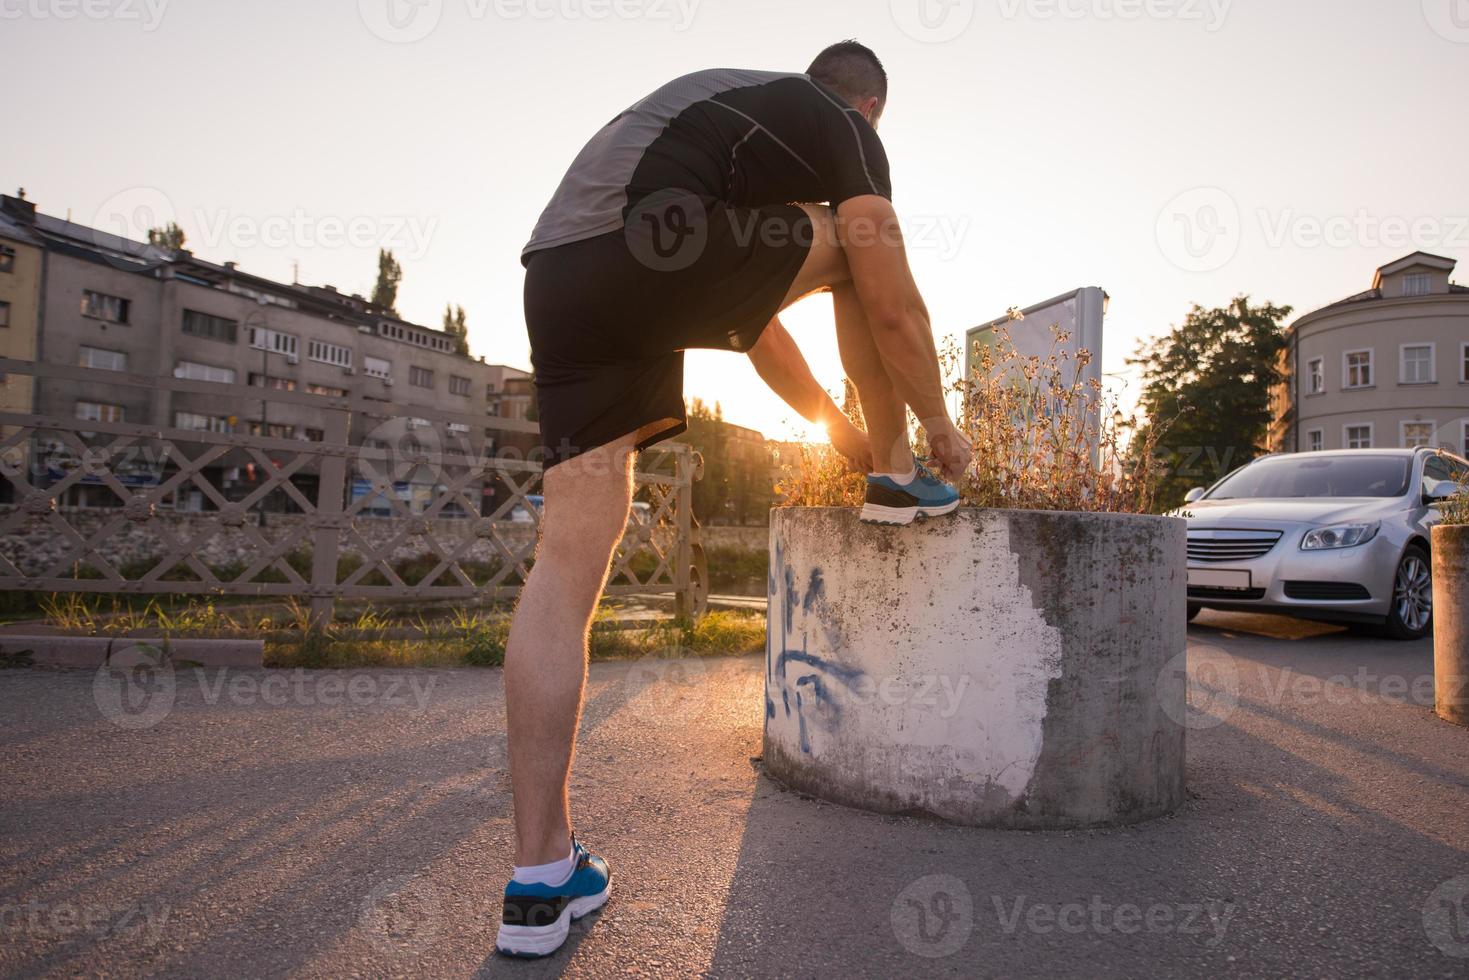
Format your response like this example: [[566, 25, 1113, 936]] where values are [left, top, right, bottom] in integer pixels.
[[857, 96, 883, 127]]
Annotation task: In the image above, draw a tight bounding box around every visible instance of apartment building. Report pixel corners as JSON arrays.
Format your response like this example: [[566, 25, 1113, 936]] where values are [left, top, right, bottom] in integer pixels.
[[0, 201, 43, 452], [1269, 252, 1469, 455], [484, 363, 533, 421], [0, 191, 532, 512]]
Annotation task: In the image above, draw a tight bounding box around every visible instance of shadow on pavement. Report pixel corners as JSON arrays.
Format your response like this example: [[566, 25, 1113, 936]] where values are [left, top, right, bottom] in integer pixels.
[[707, 613, 1469, 977]]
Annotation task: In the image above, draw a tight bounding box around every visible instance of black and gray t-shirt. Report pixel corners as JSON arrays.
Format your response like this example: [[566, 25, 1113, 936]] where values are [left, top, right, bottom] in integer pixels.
[[522, 68, 892, 262]]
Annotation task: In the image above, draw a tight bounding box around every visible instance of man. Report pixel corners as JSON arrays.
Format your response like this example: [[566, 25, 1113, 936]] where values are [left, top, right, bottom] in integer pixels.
[[496, 41, 973, 958]]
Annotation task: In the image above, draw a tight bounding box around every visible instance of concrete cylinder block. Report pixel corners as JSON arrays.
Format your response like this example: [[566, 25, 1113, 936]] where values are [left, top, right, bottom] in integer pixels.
[[763, 507, 1188, 829], [1432, 525, 1469, 727]]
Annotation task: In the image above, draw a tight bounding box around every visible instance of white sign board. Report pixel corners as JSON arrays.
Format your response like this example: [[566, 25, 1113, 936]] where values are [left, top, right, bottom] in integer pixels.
[[965, 286, 1107, 388], [965, 286, 1108, 453]]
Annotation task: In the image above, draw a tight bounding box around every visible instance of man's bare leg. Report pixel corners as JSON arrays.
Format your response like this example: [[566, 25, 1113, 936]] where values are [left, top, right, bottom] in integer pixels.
[[504, 431, 638, 865], [831, 281, 911, 473]]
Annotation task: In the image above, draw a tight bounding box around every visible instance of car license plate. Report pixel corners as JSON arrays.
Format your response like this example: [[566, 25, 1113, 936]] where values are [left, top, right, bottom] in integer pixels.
[[1188, 568, 1252, 590]]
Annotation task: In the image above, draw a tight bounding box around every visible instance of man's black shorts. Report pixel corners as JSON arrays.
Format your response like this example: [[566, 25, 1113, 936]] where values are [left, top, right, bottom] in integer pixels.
[[523, 200, 814, 468]]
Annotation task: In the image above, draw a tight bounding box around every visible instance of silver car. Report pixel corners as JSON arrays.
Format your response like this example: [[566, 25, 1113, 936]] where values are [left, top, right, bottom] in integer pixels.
[[1179, 448, 1469, 640]]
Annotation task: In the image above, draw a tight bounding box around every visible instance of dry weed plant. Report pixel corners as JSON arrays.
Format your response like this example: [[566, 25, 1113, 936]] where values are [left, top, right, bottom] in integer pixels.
[[777, 312, 1167, 514]]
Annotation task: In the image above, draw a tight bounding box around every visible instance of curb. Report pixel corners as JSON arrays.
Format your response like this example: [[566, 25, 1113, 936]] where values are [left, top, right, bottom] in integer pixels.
[[0, 636, 263, 669]]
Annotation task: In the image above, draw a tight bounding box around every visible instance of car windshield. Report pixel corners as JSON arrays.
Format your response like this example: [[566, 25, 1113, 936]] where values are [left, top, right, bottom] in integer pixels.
[[1207, 455, 1411, 499]]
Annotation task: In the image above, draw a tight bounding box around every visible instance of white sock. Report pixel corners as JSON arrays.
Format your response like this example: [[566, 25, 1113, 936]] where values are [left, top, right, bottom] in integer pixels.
[[512, 844, 576, 887], [873, 464, 917, 484]]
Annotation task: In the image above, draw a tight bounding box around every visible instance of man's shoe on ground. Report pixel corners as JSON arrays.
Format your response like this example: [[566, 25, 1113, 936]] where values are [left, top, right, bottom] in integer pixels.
[[496, 838, 612, 959], [859, 461, 961, 526]]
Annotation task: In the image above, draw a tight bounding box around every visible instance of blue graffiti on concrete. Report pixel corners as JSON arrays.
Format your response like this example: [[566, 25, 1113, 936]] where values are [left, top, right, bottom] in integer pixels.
[[767, 543, 867, 753]]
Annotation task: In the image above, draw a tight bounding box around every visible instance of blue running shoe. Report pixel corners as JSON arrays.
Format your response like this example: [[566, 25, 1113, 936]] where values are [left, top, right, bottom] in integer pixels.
[[496, 837, 611, 959], [860, 459, 960, 526]]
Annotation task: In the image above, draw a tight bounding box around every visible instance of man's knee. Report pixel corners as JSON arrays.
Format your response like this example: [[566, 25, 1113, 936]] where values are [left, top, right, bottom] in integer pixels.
[[538, 446, 634, 558]]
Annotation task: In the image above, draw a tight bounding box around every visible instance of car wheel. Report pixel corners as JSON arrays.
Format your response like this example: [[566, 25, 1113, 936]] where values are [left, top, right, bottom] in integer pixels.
[[1186, 603, 1202, 622], [1382, 545, 1433, 641]]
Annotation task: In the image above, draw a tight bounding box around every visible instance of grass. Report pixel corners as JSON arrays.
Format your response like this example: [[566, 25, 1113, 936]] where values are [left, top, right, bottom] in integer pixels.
[[265, 610, 766, 669], [21, 589, 767, 669]]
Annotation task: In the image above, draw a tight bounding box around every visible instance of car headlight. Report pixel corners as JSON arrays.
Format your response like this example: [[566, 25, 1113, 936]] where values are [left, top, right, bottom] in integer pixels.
[[1300, 522, 1379, 550]]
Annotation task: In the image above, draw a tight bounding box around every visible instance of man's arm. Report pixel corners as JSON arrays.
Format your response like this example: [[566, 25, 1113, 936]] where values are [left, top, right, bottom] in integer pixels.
[[747, 317, 873, 472], [834, 194, 971, 479]]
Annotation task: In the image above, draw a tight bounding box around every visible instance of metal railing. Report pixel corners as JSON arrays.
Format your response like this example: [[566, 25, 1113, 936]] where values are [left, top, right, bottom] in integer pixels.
[[0, 359, 708, 625]]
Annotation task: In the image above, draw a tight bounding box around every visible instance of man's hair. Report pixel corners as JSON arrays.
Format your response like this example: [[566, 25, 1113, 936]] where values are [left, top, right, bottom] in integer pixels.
[[807, 40, 887, 107]]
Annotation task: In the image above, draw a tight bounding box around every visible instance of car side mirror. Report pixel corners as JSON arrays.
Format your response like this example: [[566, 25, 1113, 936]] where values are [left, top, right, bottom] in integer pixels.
[[1183, 487, 1206, 504], [1424, 478, 1465, 504]]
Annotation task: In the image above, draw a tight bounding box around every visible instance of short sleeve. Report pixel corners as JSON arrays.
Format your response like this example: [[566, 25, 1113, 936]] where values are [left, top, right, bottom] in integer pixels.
[[807, 79, 893, 206]]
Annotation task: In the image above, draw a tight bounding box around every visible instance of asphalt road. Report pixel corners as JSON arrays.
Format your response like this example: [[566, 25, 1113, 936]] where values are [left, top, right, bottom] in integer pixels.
[[2, 610, 1468, 978]]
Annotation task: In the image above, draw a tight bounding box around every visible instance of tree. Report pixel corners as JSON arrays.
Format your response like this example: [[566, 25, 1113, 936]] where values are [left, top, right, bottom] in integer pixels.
[[371, 249, 402, 314], [147, 222, 186, 251], [683, 399, 731, 523], [442, 304, 470, 356], [1129, 296, 1292, 510], [727, 438, 778, 524]]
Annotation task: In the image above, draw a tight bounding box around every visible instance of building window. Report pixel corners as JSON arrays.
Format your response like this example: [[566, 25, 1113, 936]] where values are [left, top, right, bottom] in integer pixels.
[[0, 300, 10, 328], [248, 326, 299, 358], [1343, 350, 1373, 389], [307, 339, 353, 368], [182, 309, 238, 343], [303, 427, 325, 442], [249, 421, 296, 439], [78, 346, 127, 372], [82, 290, 129, 324], [76, 401, 124, 423], [1402, 421, 1436, 449], [0, 244, 15, 273], [409, 366, 434, 388], [1462, 343, 1469, 384], [1307, 357, 1324, 395], [248, 373, 297, 391], [449, 375, 471, 397], [1464, 421, 1469, 457], [307, 383, 346, 397], [1345, 424, 1373, 449], [1400, 344, 1435, 385], [1403, 273, 1430, 297], [174, 412, 232, 434], [364, 356, 392, 380], [174, 360, 236, 384], [1306, 429, 1323, 452]]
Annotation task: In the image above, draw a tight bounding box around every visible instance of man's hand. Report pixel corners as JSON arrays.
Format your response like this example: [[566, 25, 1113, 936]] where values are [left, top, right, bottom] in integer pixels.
[[828, 419, 874, 474], [926, 422, 973, 483]]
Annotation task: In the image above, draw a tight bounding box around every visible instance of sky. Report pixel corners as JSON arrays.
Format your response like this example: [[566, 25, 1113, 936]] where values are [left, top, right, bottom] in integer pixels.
[[4, 0, 1466, 441]]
